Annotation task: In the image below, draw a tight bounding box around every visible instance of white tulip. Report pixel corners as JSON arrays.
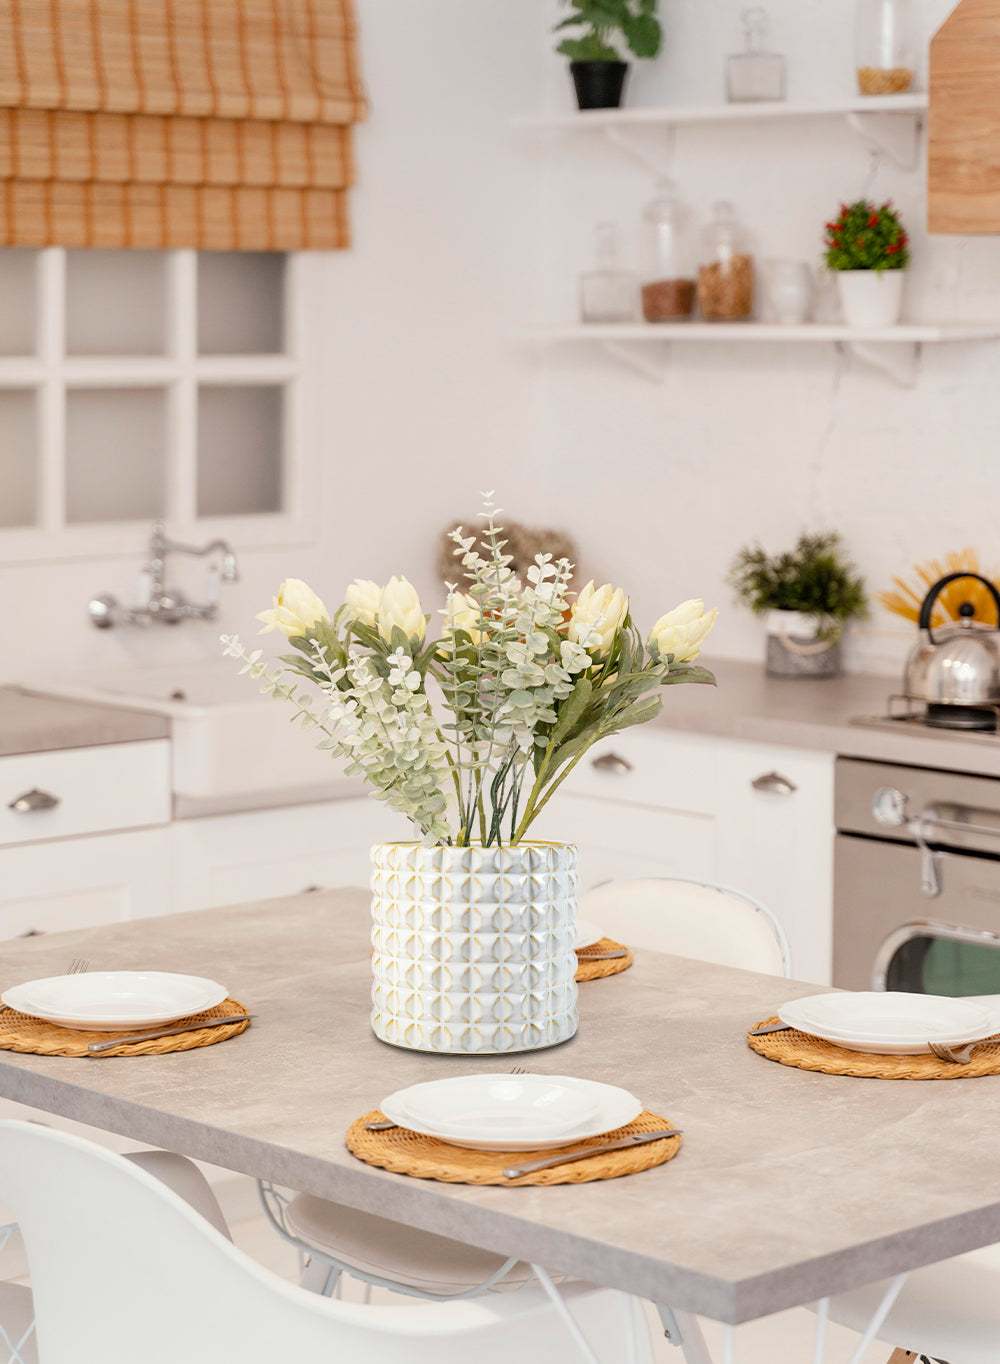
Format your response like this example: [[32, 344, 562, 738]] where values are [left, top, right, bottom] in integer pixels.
[[444, 590, 487, 644], [647, 599, 718, 662], [344, 578, 381, 628], [256, 579, 330, 638], [378, 576, 426, 645], [568, 581, 629, 659]]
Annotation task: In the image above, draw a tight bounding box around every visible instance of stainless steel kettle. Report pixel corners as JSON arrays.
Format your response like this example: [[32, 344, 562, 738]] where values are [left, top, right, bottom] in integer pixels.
[[904, 572, 1000, 706]]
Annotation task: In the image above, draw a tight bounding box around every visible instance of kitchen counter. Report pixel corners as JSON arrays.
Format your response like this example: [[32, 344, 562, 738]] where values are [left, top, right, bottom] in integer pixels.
[[653, 657, 1000, 777], [0, 686, 169, 757]]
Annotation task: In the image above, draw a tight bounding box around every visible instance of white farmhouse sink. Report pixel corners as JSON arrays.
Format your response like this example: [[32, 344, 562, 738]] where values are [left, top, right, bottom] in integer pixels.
[[27, 659, 354, 804]]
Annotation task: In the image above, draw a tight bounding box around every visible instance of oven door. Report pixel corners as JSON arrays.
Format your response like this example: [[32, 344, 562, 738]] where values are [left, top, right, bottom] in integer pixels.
[[834, 833, 1000, 992]]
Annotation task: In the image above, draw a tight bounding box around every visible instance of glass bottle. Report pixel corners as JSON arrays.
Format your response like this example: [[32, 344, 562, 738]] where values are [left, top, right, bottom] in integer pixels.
[[726, 8, 786, 103], [639, 180, 695, 321], [697, 202, 755, 321], [579, 223, 637, 324], [856, 0, 916, 95]]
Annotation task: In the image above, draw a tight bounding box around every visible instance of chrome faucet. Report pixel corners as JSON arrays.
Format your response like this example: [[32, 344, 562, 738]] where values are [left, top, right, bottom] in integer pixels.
[[89, 521, 240, 629]]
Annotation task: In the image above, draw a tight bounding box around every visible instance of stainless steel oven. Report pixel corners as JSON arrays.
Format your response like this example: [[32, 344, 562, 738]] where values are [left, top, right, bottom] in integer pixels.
[[834, 756, 1000, 993]]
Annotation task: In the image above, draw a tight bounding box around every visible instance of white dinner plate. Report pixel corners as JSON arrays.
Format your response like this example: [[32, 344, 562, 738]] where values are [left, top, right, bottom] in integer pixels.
[[574, 918, 605, 950], [778, 991, 1000, 1055], [381, 1073, 644, 1151], [1, 972, 229, 1031]]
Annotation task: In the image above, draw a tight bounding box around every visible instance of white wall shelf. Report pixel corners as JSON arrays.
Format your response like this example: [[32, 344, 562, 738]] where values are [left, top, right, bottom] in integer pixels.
[[516, 322, 1000, 387], [516, 93, 927, 173]]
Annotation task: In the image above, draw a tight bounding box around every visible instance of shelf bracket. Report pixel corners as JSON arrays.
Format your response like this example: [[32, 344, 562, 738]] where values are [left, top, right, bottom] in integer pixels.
[[600, 339, 667, 382], [838, 339, 921, 386], [602, 124, 675, 180], [844, 110, 922, 171]]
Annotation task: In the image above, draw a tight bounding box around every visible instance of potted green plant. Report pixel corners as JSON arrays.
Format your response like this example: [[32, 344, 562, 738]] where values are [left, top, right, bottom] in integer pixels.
[[823, 199, 910, 328], [554, 0, 663, 110], [729, 532, 867, 678]]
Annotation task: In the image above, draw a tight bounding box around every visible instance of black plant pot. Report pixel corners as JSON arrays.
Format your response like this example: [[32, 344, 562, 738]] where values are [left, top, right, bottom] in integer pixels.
[[570, 60, 629, 110]]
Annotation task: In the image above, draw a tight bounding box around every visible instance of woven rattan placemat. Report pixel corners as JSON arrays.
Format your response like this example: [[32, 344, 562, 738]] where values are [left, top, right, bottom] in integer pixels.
[[748, 1015, 1000, 1079], [0, 998, 251, 1058], [575, 938, 633, 982], [346, 1107, 680, 1185]]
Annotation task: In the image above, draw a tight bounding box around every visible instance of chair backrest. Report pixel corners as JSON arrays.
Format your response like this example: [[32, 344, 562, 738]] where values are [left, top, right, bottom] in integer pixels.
[[0, 1121, 645, 1364], [579, 877, 792, 977]]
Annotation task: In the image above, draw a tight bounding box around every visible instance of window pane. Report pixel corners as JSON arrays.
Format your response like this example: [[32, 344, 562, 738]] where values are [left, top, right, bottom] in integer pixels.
[[197, 253, 285, 354], [65, 388, 167, 523], [197, 384, 283, 516], [0, 389, 37, 526], [0, 251, 38, 355], [66, 250, 168, 355]]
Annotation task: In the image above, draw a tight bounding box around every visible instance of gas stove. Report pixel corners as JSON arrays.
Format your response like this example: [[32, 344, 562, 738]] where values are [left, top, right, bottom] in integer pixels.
[[851, 694, 1000, 738]]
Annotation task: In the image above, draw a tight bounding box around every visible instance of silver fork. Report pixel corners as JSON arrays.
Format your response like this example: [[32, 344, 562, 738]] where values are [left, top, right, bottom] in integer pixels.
[[67, 958, 90, 975], [929, 1037, 993, 1064]]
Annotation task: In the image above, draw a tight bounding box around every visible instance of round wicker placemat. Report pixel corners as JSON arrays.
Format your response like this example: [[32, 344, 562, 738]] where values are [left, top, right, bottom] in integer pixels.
[[0, 998, 251, 1058], [748, 1015, 1000, 1080], [346, 1107, 680, 1185], [575, 938, 633, 982]]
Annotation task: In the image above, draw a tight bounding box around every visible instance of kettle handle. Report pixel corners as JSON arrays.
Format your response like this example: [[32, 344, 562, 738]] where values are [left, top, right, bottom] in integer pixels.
[[918, 572, 1000, 640]]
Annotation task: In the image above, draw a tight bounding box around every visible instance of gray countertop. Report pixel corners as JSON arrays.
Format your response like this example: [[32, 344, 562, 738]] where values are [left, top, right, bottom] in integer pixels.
[[653, 657, 1000, 777], [0, 687, 169, 757], [3, 891, 1000, 1323]]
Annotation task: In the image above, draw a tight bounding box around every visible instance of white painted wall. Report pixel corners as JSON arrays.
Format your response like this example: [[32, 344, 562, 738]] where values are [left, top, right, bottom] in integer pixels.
[[2, 0, 994, 684]]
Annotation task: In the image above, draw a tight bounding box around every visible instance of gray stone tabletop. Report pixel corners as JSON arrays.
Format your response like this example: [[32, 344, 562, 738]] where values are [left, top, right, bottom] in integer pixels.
[[0, 686, 169, 756], [0, 890, 998, 1322], [652, 656, 1000, 777]]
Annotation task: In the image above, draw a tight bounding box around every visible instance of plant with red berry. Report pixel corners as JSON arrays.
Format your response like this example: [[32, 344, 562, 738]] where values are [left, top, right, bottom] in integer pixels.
[[823, 199, 909, 271]]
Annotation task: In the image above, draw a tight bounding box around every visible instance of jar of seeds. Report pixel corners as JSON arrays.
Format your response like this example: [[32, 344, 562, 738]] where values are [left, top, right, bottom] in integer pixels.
[[697, 202, 755, 320]]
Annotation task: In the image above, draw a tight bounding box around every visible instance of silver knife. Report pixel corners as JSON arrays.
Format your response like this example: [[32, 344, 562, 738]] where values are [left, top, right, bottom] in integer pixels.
[[87, 1014, 251, 1053], [577, 949, 630, 960], [748, 1022, 792, 1036], [502, 1128, 682, 1179]]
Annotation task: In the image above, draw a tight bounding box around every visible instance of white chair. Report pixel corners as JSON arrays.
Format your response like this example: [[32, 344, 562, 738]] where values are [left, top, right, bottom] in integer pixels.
[[260, 877, 791, 1305], [0, 1119, 651, 1364], [578, 877, 792, 978]]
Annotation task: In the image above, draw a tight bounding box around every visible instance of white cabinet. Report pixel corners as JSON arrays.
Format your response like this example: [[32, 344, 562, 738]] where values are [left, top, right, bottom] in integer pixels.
[[0, 827, 172, 940], [172, 798, 411, 912]]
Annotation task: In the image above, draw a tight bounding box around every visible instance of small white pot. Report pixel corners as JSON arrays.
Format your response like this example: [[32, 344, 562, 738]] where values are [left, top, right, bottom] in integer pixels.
[[836, 270, 905, 329], [370, 841, 579, 1055]]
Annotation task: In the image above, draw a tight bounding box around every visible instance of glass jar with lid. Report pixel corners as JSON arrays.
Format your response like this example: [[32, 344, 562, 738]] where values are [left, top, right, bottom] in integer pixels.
[[639, 180, 695, 321], [578, 222, 637, 324], [726, 8, 786, 103], [697, 202, 755, 320], [856, 0, 916, 95]]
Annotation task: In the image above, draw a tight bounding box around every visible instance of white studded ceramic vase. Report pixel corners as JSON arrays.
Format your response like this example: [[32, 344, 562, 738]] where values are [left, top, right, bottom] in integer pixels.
[[370, 841, 579, 1054]]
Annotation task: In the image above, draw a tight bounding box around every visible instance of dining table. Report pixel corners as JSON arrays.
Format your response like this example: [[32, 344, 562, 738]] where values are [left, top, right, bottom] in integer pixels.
[[0, 887, 999, 1332]]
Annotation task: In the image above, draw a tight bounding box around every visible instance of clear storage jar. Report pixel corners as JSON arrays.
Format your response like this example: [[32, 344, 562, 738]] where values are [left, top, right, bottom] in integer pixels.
[[697, 202, 755, 320], [579, 222, 638, 324], [856, 0, 916, 95], [640, 181, 696, 321]]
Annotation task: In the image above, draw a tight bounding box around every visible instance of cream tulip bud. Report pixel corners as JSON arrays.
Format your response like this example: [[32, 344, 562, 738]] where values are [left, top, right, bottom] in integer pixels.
[[378, 576, 426, 645], [568, 581, 629, 658], [256, 579, 330, 638], [647, 599, 718, 662], [344, 578, 381, 628]]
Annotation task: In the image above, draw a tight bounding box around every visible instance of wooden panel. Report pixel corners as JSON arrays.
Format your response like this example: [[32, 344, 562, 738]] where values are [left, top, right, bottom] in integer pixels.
[[929, 0, 1000, 233]]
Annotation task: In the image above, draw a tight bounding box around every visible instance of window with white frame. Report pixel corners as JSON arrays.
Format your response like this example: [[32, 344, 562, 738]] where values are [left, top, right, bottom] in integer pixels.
[[0, 248, 308, 563]]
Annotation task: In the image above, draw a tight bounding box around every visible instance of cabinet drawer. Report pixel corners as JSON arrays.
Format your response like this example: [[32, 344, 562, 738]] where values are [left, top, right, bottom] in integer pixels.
[[0, 740, 170, 848], [558, 730, 717, 816]]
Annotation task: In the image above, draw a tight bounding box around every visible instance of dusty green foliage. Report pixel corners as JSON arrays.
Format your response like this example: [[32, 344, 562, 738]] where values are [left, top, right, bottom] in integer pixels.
[[729, 532, 868, 625], [554, 0, 662, 62], [824, 199, 910, 272]]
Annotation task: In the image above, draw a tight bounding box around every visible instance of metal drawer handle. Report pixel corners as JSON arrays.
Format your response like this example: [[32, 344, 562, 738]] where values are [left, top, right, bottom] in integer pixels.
[[591, 752, 633, 775], [8, 789, 60, 814], [751, 772, 798, 796]]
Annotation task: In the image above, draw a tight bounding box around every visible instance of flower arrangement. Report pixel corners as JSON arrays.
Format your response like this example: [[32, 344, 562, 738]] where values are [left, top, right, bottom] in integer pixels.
[[729, 532, 867, 639], [824, 199, 910, 272], [223, 496, 716, 848], [554, 0, 662, 62]]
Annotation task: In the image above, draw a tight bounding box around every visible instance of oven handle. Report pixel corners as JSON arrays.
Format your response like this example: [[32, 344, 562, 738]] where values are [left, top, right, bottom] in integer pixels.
[[911, 810, 1000, 843]]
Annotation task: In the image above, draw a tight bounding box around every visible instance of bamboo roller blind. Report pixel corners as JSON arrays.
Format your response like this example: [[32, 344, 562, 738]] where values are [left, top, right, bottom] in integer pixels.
[[0, 0, 366, 249]]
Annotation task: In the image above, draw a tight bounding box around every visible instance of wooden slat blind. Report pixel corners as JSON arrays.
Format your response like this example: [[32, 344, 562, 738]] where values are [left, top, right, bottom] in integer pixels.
[[0, 0, 365, 249]]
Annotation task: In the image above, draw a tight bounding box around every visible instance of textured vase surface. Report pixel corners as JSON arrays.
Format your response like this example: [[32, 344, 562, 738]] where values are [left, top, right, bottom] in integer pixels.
[[370, 841, 579, 1054]]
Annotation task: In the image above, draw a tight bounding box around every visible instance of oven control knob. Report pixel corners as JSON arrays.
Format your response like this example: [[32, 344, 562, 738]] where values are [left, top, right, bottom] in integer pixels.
[[873, 786, 908, 826]]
